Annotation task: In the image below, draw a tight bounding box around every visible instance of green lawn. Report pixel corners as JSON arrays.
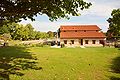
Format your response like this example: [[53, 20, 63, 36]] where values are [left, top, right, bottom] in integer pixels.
[[0, 47, 120, 80]]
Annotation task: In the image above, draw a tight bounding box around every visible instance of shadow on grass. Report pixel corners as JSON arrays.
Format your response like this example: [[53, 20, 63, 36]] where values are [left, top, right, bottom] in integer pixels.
[[110, 76, 120, 80], [111, 56, 120, 73], [0, 46, 42, 80], [109, 48, 120, 80]]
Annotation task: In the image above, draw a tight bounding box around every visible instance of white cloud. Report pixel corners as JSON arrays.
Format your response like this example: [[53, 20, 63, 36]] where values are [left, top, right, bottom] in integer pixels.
[[80, 0, 119, 17], [20, 20, 108, 32], [20, 20, 79, 32], [20, 0, 120, 32]]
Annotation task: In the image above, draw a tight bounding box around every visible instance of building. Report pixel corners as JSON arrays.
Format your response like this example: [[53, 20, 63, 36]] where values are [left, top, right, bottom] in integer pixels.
[[60, 25, 106, 47]]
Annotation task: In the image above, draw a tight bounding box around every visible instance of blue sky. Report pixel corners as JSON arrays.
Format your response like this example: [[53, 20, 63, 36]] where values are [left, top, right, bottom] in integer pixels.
[[20, 0, 120, 32]]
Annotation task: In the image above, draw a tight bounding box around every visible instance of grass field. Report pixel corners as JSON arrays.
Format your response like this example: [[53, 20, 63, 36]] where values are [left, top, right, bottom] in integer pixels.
[[0, 46, 120, 80]]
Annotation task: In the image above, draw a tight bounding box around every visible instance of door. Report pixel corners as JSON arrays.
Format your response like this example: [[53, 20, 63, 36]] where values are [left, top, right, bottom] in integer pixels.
[[81, 39, 83, 45], [79, 39, 83, 45]]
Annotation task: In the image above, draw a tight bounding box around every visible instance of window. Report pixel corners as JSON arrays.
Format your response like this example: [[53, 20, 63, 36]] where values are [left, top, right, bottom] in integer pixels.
[[85, 40, 89, 44], [64, 31, 66, 32], [92, 40, 96, 44], [71, 40, 74, 44], [75, 30, 77, 32], [64, 40, 67, 44]]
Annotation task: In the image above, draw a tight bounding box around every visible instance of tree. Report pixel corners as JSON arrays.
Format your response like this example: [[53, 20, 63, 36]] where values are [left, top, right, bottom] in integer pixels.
[[47, 31, 54, 39], [35, 31, 41, 40], [0, 0, 92, 25], [107, 8, 120, 39], [0, 25, 10, 34], [25, 24, 36, 40]]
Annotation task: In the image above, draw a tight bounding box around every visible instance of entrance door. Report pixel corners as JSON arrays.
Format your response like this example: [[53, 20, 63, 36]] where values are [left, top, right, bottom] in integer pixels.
[[79, 39, 83, 45], [81, 39, 83, 45]]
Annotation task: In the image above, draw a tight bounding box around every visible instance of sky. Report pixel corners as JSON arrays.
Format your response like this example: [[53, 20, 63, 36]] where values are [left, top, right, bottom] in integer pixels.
[[20, 0, 120, 32]]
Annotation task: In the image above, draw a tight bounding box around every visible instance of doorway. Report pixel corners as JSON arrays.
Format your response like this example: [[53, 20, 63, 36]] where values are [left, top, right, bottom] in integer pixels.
[[81, 39, 83, 45], [79, 39, 83, 45]]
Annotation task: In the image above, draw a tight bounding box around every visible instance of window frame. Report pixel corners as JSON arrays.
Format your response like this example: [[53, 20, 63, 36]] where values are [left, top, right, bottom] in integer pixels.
[[71, 40, 74, 44], [85, 40, 89, 44], [92, 40, 96, 44], [64, 40, 67, 44]]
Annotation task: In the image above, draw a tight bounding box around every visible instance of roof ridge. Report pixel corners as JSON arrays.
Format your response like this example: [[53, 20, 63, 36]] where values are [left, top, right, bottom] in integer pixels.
[[60, 25, 97, 26]]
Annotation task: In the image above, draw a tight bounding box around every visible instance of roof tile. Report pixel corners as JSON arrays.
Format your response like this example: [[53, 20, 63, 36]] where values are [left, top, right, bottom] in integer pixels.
[[60, 25, 100, 31], [60, 32, 106, 39]]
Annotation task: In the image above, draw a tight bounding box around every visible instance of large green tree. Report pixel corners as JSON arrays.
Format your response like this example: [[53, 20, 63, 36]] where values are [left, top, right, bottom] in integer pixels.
[[0, 23, 52, 40], [25, 24, 35, 40], [0, 0, 91, 25], [107, 8, 120, 39]]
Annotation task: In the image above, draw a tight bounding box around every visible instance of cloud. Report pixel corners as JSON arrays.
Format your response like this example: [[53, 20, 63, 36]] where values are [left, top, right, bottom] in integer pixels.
[[20, 0, 120, 32], [81, 0, 120, 17], [20, 20, 108, 32], [21, 21, 82, 32]]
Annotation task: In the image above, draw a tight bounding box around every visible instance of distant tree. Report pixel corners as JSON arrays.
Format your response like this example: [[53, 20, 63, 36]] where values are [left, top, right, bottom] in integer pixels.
[[0, 0, 91, 25], [107, 8, 120, 39], [53, 32, 57, 38], [47, 31, 54, 38], [35, 31, 41, 40], [35, 31, 48, 39], [40, 32, 49, 39], [25, 24, 35, 40], [0, 22, 58, 40]]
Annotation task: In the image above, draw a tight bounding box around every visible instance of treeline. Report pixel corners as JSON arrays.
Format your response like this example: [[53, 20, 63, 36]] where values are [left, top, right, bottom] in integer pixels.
[[0, 22, 56, 40]]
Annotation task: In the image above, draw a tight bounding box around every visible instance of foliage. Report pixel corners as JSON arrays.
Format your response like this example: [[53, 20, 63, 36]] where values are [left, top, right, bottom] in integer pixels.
[[47, 31, 54, 39], [0, 23, 52, 40], [107, 9, 120, 39], [0, 0, 92, 25], [0, 25, 9, 34], [35, 31, 49, 39]]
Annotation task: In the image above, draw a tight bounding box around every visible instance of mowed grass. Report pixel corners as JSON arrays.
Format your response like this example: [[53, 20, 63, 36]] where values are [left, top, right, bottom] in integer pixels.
[[0, 47, 120, 80]]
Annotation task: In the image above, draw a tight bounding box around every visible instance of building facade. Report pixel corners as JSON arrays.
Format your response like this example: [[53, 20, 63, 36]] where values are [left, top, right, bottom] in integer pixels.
[[60, 25, 106, 47]]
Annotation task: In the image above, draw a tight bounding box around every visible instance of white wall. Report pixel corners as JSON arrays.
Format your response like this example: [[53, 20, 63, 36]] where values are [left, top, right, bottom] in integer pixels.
[[60, 38, 105, 47], [60, 39, 80, 47], [83, 39, 103, 47]]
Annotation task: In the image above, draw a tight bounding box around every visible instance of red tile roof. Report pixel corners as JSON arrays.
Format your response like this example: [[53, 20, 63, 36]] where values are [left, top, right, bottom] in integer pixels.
[[60, 32, 106, 39], [60, 25, 101, 31]]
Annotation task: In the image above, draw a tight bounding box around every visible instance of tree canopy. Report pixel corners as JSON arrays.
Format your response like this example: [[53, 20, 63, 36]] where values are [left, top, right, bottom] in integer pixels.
[[0, 0, 91, 25], [107, 8, 120, 39], [0, 23, 55, 40]]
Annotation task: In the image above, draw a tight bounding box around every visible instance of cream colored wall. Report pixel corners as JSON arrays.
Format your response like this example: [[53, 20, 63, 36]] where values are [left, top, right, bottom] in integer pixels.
[[60, 38, 105, 47], [60, 39, 80, 47], [83, 39, 103, 47]]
